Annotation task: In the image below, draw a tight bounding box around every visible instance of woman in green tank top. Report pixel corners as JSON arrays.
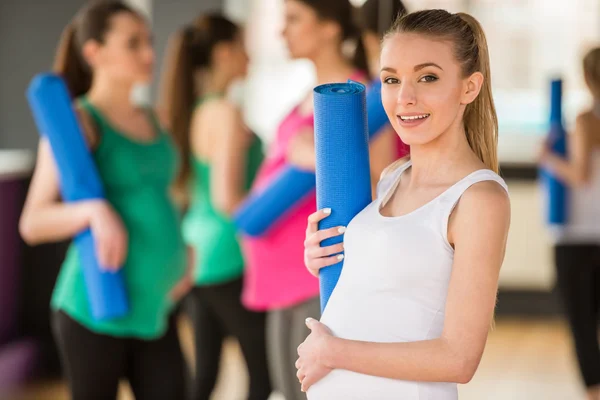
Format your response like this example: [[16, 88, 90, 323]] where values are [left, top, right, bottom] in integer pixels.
[[159, 13, 272, 400], [20, 2, 188, 399]]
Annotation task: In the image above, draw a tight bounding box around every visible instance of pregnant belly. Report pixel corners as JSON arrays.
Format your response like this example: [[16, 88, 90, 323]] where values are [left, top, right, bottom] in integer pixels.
[[307, 369, 419, 400], [308, 370, 458, 400]]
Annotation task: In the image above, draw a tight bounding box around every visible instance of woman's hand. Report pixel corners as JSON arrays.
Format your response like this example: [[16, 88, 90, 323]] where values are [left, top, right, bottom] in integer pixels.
[[296, 318, 334, 392], [537, 135, 554, 165], [304, 208, 346, 278], [88, 200, 128, 271], [170, 246, 195, 302]]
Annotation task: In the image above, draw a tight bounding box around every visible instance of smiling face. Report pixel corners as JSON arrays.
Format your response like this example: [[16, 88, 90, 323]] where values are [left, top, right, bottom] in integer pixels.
[[379, 32, 480, 146]]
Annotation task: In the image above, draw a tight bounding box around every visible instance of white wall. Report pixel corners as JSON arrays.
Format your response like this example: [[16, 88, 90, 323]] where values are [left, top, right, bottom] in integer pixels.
[[125, 0, 152, 19], [501, 182, 555, 291]]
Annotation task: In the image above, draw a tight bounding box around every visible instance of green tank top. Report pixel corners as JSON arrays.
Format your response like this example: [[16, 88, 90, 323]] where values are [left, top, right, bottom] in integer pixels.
[[51, 97, 187, 339], [182, 100, 264, 286]]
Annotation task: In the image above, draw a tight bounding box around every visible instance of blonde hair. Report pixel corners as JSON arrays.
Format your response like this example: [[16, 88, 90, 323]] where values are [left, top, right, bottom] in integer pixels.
[[583, 47, 600, 98], [383, 9, 498, 173]]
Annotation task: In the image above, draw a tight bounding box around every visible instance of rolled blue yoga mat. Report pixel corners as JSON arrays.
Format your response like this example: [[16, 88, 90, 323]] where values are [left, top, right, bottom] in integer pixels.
[[540, 79, 568, 225], [26, 73, 129, 321], [233, 168, 316, 237], [314, 80, 372, 312], [233, 78, 389, 237]]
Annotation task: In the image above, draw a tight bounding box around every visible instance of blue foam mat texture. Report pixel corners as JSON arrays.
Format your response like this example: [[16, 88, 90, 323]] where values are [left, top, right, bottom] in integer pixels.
[[314, 80, 372, 312], [540, 79, 568, 225]]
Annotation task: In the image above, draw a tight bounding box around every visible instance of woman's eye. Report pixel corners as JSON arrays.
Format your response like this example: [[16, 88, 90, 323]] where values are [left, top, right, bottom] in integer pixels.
[[383, 77, 399, 85], [420, 75, 438, 83]]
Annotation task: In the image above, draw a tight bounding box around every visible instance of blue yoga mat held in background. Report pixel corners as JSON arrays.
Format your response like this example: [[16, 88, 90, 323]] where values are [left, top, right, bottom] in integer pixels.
[[314, 80, 372, 312], [233, 79, 388, 237], [26, 73, 129, 321], [540, 78, 569, 225]]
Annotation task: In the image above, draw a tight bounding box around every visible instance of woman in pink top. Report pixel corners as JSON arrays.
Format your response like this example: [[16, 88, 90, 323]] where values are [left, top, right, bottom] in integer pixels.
[[241, 1, 397, 399]]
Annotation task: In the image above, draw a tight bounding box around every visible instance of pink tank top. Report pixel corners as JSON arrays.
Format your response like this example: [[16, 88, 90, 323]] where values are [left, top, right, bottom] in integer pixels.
[[241, 72, 366, 311]]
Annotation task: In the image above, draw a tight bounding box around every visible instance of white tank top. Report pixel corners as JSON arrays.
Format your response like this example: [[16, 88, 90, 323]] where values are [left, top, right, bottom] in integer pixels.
[[307, 160, 509, 400], [556, 150, 600, 244]]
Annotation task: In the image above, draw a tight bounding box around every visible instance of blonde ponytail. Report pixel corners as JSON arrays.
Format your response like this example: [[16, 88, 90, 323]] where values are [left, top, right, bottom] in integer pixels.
[[456, 13, 498, 173]]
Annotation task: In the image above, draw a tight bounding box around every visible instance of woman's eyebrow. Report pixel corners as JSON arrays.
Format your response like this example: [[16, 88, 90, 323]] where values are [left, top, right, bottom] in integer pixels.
[[380, 63, 443, 73]]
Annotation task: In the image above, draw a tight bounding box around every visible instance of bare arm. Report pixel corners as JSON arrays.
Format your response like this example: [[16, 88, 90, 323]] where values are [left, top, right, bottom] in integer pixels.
[[19, 138, 100, 244], [19, 108, 128, 270], [191, 102, 251, 215], [540, 115, 592, 187], [19, 108, 100, 245], [298, 181, 510, 389]]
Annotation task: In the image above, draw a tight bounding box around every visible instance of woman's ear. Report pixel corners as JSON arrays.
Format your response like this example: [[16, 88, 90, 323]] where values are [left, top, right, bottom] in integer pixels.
[[81, 39, 101, 69], [461, 71, 484, 105]]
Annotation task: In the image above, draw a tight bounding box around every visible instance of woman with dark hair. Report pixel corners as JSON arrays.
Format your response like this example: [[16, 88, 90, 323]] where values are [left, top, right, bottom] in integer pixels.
[[356, 0, 410, 158], [239, 1, 396, 399], [356, 0, 408, 79], [19, 1, 189, 399], [159, 13, 272, 400]]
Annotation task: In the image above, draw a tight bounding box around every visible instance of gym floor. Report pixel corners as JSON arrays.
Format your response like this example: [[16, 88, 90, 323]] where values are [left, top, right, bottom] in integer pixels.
[[10, 316, 585, 400]]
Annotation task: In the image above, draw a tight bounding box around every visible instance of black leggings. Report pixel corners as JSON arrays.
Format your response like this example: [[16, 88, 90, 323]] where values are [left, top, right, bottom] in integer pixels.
[[51, 310, 186, 400], [555, 244, 600, 388], [186, 277, 272, 400]]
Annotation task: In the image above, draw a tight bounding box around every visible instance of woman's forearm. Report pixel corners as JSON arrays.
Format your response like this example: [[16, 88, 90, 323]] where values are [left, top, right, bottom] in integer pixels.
[[20, 200, 96, 245], [542, 153, 587, 187], [324, 336, 474, 384]]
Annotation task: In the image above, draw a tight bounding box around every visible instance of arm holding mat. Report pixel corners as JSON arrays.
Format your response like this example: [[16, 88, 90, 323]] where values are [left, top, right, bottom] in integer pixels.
[[26, 73, 128, 321], [233, 79, 389, 237], [314, 81, 373, 312]]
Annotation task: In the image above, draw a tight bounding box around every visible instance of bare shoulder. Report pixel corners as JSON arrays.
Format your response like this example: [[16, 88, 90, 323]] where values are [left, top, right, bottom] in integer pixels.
[[457, 180, 511, 223], [194, 99, 240, 129], [576, 110, 593, 125], [202, 98, 238, 118], [448, 179, 511, 252], [575, 111, 596, 137], [575, 111, 600, 142]]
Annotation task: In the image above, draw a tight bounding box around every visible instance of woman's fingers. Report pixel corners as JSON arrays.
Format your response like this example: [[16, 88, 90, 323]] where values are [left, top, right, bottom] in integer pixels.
[[307, 242, 344, 259], [306, 208, 332, 236], [304, 226, 345, 247]]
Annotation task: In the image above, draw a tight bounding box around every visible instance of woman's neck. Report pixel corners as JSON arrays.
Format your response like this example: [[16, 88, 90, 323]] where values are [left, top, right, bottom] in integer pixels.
[[406, 121, 481, 186], [312, 46, 356, 85], [195, 69, 230, 99], [86, 77, 135, 112]]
